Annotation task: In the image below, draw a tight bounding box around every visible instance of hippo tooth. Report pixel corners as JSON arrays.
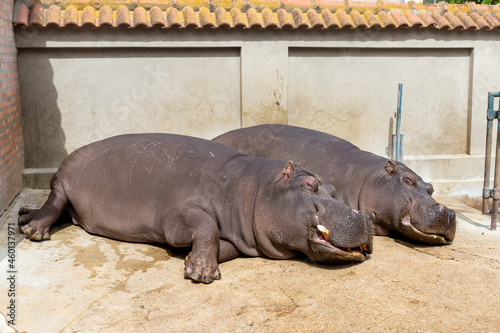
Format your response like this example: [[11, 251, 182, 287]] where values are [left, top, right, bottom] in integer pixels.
[[317, 225, 330, 241]]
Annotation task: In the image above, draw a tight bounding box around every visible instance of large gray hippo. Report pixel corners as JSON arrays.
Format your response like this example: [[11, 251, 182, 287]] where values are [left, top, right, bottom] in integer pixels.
[[213, 124, 456, 245], [18, 133, 373, 283]]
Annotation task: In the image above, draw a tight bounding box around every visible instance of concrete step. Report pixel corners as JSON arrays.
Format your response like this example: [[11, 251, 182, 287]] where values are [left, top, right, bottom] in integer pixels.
[[404, 154, 490, 181]]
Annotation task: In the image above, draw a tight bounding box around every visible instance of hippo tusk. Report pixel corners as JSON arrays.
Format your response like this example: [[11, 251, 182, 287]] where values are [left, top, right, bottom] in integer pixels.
[[317, 225, 330, 241], [400, 214, 450, 244]]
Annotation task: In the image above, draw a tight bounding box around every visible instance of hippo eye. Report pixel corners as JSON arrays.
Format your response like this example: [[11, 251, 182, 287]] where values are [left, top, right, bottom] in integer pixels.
[[403, 174, 416, 187], [302, 177, 319, 193]]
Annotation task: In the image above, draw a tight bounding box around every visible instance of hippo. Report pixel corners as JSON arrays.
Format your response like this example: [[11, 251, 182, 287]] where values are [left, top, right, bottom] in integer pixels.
[[213, 124, 456, 245], [18, 133, 373, 283]]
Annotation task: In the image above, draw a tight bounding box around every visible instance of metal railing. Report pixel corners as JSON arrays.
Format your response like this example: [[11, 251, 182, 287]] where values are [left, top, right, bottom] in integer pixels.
[[482, 91, 500, 231], [392, 83, 404, 162]]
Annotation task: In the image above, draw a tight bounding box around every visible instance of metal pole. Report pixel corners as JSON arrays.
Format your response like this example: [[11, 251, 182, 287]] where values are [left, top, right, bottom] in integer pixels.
[[484, 91, 500, 230], [483, 94, 494, 214], [492, 120, 500, 230], [395, 83, 403, 162]]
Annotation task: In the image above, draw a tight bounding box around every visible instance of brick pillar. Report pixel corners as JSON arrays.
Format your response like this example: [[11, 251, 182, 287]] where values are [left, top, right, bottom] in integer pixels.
[[0, 0, 23, 215]]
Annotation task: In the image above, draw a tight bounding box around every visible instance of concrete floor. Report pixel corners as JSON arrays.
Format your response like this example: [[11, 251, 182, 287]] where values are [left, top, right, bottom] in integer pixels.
[[1, 189, 499, 333]]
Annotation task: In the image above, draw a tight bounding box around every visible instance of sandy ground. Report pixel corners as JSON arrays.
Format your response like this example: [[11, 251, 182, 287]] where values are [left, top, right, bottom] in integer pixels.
[[1, 189, 499, 333]]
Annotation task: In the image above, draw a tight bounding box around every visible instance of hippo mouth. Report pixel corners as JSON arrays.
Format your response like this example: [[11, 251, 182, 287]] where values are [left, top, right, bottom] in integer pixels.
[[309, 216, 371, 263], [401, 215, 451, 245]]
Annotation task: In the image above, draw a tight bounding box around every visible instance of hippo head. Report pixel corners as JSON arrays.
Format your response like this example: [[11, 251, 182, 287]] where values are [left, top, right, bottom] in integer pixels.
[[362, 160, 456, 245], [255, 161, 373, 263]]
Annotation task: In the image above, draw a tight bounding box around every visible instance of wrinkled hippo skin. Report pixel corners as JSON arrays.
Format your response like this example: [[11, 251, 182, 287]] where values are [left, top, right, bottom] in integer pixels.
[[213, 125, 456, 245], [18, 133, 373, 283]]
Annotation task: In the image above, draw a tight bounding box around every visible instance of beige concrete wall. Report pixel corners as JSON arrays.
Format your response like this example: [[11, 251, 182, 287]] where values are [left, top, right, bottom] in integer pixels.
[[18, 47, 241, 168], [288, 47, 471, 157], [14, 27, 500, 203]]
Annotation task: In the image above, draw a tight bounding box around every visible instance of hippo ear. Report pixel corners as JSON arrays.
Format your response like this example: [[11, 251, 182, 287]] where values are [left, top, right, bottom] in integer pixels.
[[283, 161, 295, 179], [322, 184, 336, 198], [385, 160, 397, 175]]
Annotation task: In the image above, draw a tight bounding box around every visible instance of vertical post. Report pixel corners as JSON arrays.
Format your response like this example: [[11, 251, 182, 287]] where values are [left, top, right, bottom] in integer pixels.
[[492, 121, 500, 230], [395, 83, 403, 162], [483, 93, 494, 214], [483, 91, 500, 230]]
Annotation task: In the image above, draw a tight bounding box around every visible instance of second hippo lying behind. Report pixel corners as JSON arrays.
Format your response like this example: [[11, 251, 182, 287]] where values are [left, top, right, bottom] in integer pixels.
[[18, 133, 373, 284], [213, 124, 456, 245]]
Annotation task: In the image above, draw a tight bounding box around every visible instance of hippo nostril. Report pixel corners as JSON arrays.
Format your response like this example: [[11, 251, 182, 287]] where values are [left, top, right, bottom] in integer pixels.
[[314, 204, 319, 213], [433, 203, 446, 215], [348, 209, 364, 221]]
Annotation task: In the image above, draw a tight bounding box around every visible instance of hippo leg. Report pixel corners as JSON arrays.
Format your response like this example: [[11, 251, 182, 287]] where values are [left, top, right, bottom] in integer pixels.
[[181, 208, 223, 284], [218, 239, 241, 263], [185, 240, 239, 283], [18, 187, 68, 241]]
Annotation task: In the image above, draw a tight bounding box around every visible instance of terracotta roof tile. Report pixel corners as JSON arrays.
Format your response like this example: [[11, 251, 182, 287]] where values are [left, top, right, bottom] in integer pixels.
[[133, 7, 148, 27], [214, 6, 230, 27], [470, 12, 490, 30], [276, 8, 292, 28], [391, 10, 408, 28], [46, 5, 61, 26], [16, 3, 30, 26], [403, 10, 422, 27], [351, 10, 367, 28], [377, 10, 395, 28], [28, 4, 44, 26], [99, 6, 113, 25], [444, 11, 464, 29], [418, 11, 436, 28], [248, 8, 264, 27], [431, 11, 450, 29], [483, 11, 500, 29], [166, 7, 182, 27], [363, 11, 376, 28], [231, 7, 248, 27], [68, 6, 79, 25], [12, 0, 500, 31], [320, 9, 336, 28], [457, 11, 476, 29], [262, 7, 278, 27], [149, 6, 163, 24], [307, 9, 323, 27], [335, 9, 354, 28], [82, 6, 97, 26]]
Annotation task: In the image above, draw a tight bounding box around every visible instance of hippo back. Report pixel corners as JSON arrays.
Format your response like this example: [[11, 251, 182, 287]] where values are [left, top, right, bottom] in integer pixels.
[[213, 124, 378, 207], [213, 124, 456, 244], [57, 133, 248, 244]]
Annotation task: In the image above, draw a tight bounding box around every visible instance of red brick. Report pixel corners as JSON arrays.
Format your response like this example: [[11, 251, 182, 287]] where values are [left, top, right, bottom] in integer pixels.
[[0, 0, 23, 215]]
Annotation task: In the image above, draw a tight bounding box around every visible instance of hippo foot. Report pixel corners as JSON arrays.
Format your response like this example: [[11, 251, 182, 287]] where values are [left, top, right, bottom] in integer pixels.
[[184, 252, 221, 284], [18, 207, 52, 241]]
